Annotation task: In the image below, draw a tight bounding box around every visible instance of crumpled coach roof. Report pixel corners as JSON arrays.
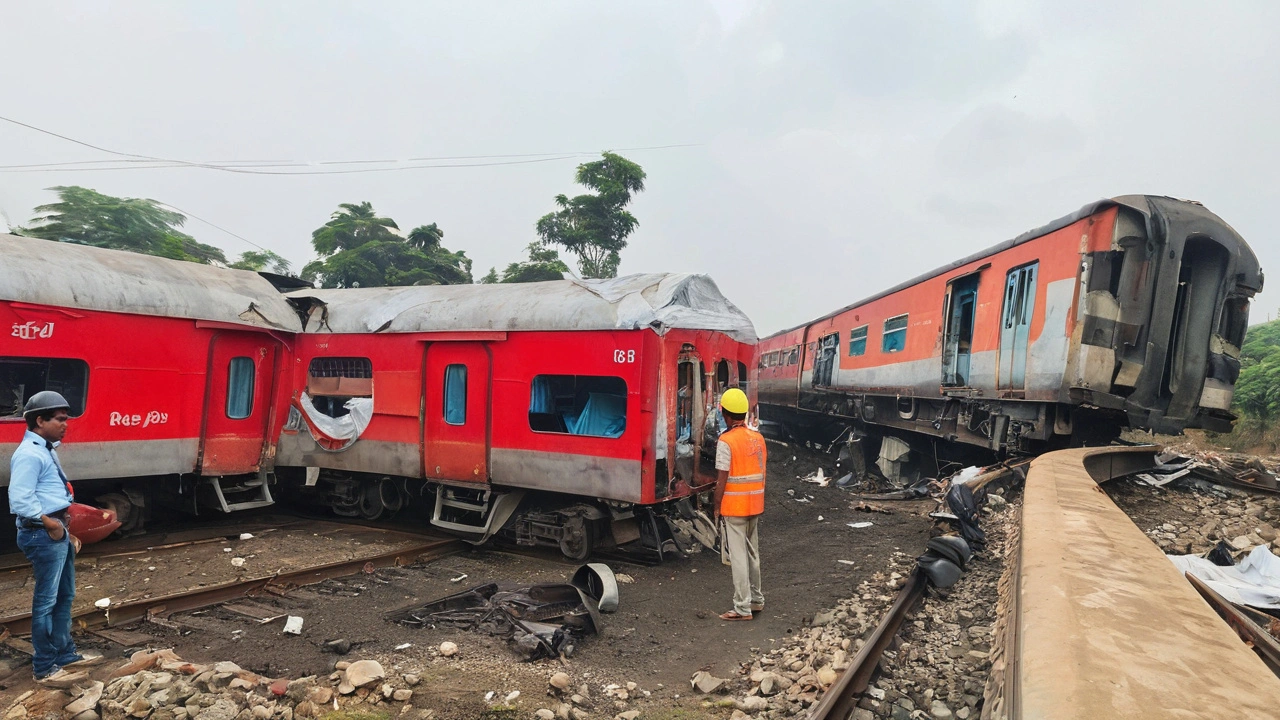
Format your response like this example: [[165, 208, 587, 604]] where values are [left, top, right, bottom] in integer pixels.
[[0, 233, 303, 331], [287, 273, 757, 343]]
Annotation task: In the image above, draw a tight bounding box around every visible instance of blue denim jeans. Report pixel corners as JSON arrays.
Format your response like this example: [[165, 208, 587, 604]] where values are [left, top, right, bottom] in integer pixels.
[[16, 526, 78, 676]]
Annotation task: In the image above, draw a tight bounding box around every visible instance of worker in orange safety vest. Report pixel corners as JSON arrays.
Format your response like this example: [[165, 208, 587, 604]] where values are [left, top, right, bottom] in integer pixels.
[[712, 388, 766, 621]]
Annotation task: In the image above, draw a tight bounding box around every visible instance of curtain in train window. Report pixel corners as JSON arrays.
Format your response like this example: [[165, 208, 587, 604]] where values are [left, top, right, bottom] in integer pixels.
[[849, 325, 868, 356], [528, 374, 627, 438], [226, 357, 255, 419], [882, 315, 908, 353], [444, 364, 467, 425]]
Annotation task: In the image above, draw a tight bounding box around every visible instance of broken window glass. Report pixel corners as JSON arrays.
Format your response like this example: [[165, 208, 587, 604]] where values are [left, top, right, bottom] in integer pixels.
[[882, 315, 908, 353], [0, 357, 89, 420], [849, 325, 868, 356], [307, 356, 373, 418], [226, 357, 255, 419], [444, 364, 467, 425], [529, 375, 627, 438]]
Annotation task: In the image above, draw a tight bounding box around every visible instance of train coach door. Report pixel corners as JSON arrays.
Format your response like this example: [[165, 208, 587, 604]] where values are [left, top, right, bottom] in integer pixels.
[[999, 263, 1038, 392], [942, 275, 980, 387], [201, 333, 278, 475], [424, 343, 490, 482]]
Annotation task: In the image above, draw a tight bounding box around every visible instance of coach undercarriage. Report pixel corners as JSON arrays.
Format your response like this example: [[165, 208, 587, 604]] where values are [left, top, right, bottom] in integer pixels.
[[281, 469, 696, 561]]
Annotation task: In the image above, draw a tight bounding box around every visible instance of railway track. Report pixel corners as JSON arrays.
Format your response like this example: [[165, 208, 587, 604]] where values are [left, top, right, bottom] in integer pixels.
[[0, 517, 464, 638], [807, 446, 1280, 720]]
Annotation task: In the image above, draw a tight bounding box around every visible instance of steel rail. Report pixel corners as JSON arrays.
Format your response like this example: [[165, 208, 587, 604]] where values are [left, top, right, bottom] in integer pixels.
[[807, 566, 926, 720], [1185, 572, 1280, 677], [0, 537, 463, 637]]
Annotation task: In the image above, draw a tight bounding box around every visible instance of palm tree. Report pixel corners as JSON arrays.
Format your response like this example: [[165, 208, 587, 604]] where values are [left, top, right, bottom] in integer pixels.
[[407, 223, 444, 251], [310, 202, 399, 257]]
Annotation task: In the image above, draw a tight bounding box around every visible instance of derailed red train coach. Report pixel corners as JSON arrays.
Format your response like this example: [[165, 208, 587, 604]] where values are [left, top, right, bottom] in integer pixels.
[[0, 233, 304, 535], [274, 275, 757, 559], [758, 195, 1263, 468]]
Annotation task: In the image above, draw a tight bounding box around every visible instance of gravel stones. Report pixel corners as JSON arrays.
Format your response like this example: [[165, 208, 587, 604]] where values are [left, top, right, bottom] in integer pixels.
[[438, 641, 458, 657]]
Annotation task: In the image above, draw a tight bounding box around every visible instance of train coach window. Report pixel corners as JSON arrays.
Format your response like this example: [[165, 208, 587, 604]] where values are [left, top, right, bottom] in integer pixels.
[[444, 364, 467, 425], [226, 357, 255, 419], [308, 356, 373, 418], [738, 361, 749, 391], [787, 347, 799, 365], [0, 357, 89, 420], [849, 325, 868, 356], [882, 315, 908, 353], [529, 375, 627, 438]]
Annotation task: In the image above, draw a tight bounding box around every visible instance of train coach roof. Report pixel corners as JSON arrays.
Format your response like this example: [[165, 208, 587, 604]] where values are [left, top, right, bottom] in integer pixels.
[[763, 194, 1199, 340], [0, 233, 303, 331], [287, 273, 757, 343]]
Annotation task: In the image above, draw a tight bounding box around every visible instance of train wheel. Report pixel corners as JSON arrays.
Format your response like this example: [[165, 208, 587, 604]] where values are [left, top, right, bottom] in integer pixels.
[[358, 482, 385, 520], [559, 515, 594, 561]]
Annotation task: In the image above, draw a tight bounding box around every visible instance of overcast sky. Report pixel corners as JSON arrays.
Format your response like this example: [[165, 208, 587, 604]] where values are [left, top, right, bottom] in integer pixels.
[[2, 1, 1276, 335]]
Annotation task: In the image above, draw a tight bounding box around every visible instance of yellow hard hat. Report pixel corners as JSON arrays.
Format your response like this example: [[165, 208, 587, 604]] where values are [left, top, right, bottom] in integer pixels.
[[720, 388, 749, 415]]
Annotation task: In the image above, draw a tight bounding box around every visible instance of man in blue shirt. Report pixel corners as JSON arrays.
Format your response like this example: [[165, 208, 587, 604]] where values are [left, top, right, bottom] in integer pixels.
[[9, 391, 100, 685]]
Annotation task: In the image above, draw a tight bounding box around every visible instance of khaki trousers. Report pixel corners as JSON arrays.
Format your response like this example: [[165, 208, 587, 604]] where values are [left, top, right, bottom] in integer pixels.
[[722, 515, 764, 615]]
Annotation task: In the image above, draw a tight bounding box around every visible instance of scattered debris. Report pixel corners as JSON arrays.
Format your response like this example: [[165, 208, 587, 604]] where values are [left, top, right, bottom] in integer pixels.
[[848, 522, 874, 529], [439, 641, 459, 657], [239, 533, 255, 540], [1170, 545, 1280, 608], [801, 468, 830, 487], [394, 642, 412, 650], [450, 573, 468, 583], [391, 576, 604, 660], [94, 598, 111, 609], [283, 616, 304, 635], [231, 557, 246, 567]]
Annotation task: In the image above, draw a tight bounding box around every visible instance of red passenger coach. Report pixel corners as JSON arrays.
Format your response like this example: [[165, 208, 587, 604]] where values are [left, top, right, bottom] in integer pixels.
[[275, 274, 756, 559], [1, 234, 303, 537], [758, 196, 1262, 474]]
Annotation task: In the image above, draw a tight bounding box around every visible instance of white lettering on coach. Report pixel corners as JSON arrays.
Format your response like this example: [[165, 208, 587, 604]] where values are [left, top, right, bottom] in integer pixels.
[[613, 349, 636, 363], [110, 411, 169, 428], [11, 322, 54, 340]]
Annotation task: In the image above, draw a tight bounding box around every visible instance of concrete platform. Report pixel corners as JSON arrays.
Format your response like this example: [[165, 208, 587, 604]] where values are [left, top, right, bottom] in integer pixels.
[[1016, 446, 1280, 718]]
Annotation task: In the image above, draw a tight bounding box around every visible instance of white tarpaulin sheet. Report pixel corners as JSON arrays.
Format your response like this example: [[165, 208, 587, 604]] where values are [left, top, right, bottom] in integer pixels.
[[1169, 545, 1280, 609], [287, 272, 756, 343], [0, 233, 302, 331], [298, 393, 374, 443]]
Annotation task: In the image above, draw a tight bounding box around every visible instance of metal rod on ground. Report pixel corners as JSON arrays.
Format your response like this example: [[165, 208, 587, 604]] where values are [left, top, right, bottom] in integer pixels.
[[808, 566, 927, 720], [1185, 572, 1280, 677]]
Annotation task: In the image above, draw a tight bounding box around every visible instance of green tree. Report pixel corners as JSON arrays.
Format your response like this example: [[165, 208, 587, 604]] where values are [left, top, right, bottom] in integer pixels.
[[1234, 318, 1280, 425], [536, 152, 646, 279], [20, 185, 227, 264], [479, 267, 500, 284], [228, 250, 292, 274], [488, 242, 571, 284], [301, 203, 472, 288]]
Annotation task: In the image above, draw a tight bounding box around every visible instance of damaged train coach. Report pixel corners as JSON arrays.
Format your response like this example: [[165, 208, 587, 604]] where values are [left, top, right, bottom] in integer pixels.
[[758, 195, 1262, 468], [0, 233, 304, 535], [275, 274, 757, 559]]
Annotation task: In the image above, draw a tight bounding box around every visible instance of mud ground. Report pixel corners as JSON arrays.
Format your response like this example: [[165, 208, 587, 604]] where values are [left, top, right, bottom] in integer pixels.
[[0, 440, 936, 717]]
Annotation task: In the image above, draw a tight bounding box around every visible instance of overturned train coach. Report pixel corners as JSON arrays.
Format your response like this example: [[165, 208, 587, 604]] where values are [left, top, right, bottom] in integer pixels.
[[276, 275, 757, 559], [757, 195, 1262, 462], [0, 233, 304, 533]]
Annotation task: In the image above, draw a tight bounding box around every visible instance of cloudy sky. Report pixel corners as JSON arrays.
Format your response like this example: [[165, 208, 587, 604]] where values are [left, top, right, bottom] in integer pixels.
[[2, 1, 1276, 335]]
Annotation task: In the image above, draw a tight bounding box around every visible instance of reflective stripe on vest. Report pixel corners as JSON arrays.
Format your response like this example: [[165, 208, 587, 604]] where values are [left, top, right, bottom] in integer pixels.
[[720, 426, 767, 517]]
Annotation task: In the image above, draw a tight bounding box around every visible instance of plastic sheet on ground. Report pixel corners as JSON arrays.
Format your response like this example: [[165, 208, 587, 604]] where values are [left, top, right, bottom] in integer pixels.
[[1170, 545, 1280, 609]]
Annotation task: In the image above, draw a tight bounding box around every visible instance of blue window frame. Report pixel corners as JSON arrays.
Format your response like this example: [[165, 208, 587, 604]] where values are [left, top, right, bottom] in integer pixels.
[[444, 364, 467, 425], [849, 325, 868, 356], [882, 314, 908, 353], [226, 357, 255, 419]]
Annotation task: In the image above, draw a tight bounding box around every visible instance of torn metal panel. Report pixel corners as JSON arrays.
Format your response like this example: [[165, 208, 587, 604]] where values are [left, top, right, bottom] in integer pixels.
[[286, 273, 756, 343], [0, 233, 303, 331], [389, 579, 604, 660]]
